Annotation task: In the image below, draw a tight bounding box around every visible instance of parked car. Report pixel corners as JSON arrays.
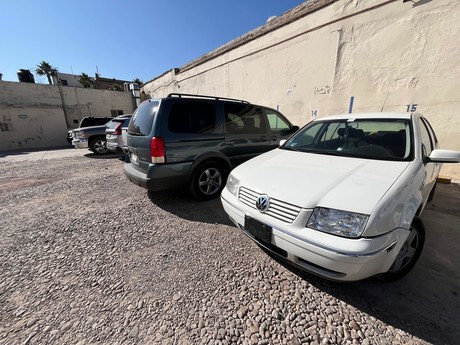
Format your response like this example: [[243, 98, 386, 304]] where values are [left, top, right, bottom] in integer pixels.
[[124, 93, 299, 200], [67, 116, 111, 144], [72, 115, 128, 155], [121, 126, 129, 153], [221, 112, 460, 281], [106, 115, 132, 153]]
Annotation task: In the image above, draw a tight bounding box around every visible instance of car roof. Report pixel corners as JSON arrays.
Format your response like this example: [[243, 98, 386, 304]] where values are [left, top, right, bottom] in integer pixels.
[[313, 112, 413, 121]]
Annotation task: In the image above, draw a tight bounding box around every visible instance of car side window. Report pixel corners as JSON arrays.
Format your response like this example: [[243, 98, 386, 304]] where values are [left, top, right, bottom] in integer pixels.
[[418, 118, 433, 156], [421, 117, 438, 146], [224, 104, 267, 135], [168, 101, 216, 134]]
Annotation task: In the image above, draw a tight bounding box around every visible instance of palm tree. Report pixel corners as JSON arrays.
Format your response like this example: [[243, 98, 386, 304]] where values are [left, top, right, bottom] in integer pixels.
[[35, 61, 57, 85], [78, 73, 94, 88], [132, 78, 143, 85]]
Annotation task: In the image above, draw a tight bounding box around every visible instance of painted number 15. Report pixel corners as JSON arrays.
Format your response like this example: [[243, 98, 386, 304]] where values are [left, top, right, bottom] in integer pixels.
[[406, 104, 417, 112]]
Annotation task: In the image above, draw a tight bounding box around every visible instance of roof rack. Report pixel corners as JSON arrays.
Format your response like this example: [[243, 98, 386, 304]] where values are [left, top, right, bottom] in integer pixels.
[[167, 93, 249, 104]]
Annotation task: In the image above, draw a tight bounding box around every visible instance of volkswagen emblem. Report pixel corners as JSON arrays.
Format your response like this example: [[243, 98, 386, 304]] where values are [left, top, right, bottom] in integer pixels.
[[255, 195, 270, 212]]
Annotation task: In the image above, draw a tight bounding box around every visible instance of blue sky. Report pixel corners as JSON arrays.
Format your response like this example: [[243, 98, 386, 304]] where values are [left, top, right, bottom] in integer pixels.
[[0, 0, 305, 84]]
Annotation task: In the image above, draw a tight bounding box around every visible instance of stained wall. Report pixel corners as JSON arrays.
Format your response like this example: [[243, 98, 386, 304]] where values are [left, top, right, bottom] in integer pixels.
[[143, 0, 460, 179]]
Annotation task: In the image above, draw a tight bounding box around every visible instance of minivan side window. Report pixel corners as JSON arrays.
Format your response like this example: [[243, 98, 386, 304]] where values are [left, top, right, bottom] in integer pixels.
[[266, 111, 290, 133], [168, 101, 216, 134], [224, 104, 267, 135]]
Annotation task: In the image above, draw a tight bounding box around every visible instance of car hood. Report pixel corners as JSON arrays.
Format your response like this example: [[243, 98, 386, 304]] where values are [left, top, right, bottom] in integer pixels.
[[233, 149, 410, 214]]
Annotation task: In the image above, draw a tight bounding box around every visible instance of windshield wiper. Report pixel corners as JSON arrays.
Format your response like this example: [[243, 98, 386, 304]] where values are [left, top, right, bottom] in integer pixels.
[[307, 149, 350, 157], [281, 146, 301, 152]]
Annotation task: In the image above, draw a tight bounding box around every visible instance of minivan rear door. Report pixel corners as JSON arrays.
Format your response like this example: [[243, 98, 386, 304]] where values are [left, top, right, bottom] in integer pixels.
[[127, 100, 161, 172]]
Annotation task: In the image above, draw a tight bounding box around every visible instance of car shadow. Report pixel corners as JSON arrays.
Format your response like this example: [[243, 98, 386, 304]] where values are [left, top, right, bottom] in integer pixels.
[[262, 183, 460, 345], [146, 184, 459, 345], [0, 146, 72, 158], [84, 152, 126, 161], [147, 189, 234, 226]]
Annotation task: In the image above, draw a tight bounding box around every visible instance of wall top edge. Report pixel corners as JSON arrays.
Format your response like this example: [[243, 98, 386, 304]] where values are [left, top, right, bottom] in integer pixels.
[[144, 0, 338, 85]]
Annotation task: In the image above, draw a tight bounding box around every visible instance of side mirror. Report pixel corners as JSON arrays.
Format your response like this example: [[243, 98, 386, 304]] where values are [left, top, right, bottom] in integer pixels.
[[291, 125, 300, 133], [279, 139, 287, 147], [428, 149, 460, 163]]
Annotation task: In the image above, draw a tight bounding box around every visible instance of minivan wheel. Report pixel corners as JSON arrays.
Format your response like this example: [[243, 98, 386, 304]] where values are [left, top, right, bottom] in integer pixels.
[[89, 137, 109, 155], [191, 162, 226, 200], [380, 216, 425, 281]]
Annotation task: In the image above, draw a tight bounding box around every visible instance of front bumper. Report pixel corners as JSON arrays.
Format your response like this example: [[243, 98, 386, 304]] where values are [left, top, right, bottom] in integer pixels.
[[221, 189, 410, 281], [72, 139, 88, 149]]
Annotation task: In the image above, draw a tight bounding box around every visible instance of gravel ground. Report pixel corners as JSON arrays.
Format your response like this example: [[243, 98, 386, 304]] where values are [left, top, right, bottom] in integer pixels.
[[0, 153, 451, 344]]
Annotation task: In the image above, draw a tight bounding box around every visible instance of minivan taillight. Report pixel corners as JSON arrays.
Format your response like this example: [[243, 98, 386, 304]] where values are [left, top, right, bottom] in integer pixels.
[[150, 137, 165, 163]]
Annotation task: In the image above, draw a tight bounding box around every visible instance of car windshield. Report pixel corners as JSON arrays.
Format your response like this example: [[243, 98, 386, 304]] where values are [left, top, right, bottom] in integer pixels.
[[283, 118, 412, 161]]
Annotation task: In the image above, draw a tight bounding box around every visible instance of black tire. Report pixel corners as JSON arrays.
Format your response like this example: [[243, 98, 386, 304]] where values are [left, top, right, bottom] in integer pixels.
[[428, 182, 437, 202], [380, 216, 425, 281], [190, 161, 227, 200], [89, 136, 109, 155]]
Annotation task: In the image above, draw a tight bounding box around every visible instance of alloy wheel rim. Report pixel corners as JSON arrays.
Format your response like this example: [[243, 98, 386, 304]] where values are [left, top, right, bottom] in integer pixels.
[[389, 226, 419, 273], [94, 140, 107, 153], [198, 168, 222, 195]]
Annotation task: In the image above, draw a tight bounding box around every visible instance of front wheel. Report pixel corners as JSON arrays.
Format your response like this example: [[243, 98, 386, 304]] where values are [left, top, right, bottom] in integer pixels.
[[380, 216, 425, 281], [190, 161, 227, 200], [89, 137, 109, 155]]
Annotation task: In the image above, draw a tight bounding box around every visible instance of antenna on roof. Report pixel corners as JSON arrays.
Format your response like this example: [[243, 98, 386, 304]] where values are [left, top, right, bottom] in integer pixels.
[[380, 93, 389, 112]]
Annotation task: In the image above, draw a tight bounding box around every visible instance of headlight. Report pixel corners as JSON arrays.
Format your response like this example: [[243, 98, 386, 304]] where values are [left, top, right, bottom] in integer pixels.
[[225, 174, 239, 196], [307, 208, 368, 238]]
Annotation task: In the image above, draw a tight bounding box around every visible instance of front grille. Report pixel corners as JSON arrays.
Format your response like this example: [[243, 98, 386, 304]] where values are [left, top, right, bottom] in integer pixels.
[[239, 187, 301, 223]]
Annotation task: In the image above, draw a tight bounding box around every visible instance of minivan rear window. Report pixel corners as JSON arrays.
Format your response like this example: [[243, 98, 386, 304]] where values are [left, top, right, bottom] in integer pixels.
[[128, 101, 159, 136], [168, 101, 216, 134]]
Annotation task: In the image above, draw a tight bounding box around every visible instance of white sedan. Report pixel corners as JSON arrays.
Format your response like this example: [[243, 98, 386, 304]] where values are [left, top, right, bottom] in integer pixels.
[[221, 112, 460, 281]]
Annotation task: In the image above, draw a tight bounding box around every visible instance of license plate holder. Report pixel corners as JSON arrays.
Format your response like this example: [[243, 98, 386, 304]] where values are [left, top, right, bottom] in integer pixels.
[[130, 150, 138, 163], [245, 216, 272, 244]]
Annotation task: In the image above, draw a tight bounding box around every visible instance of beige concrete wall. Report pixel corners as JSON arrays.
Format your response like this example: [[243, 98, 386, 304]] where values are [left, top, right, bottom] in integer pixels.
[[0, 81, 69, 150], [0, 81, 134, 150], [61, 87, 134, 128], [143, 0, 460, 179]]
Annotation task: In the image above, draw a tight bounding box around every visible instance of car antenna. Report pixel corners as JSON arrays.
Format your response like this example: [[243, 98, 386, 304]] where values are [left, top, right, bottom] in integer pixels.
[[380, 93, 389, 112]]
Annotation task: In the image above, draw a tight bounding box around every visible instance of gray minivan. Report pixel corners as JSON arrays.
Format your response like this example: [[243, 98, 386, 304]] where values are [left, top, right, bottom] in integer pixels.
[[124, 93, 298, 200]]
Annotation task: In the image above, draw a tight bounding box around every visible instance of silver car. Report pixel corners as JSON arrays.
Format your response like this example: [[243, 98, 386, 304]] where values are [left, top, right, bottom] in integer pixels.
[[106, 115, 132, 153]]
